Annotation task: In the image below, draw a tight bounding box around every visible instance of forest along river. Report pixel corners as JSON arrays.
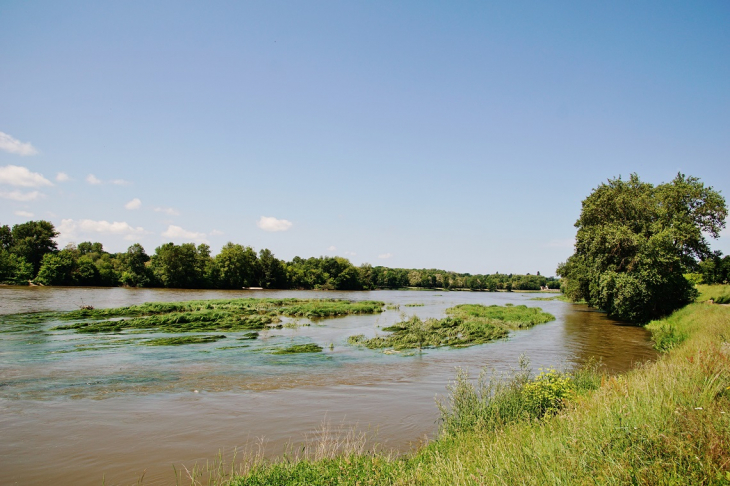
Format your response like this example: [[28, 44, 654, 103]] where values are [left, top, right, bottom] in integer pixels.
[[0, 287, 656, 485]]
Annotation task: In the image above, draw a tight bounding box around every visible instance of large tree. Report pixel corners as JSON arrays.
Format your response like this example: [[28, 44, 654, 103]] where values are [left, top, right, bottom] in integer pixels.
[[214, 242, 259, 288], [150, 242, 214, 288], [557, 173, 726, 323], [9, 220, 59, 275]]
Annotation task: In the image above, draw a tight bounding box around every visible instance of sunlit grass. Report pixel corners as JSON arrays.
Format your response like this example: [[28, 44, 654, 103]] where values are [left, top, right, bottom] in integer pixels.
[[697, 284, 730, 304]]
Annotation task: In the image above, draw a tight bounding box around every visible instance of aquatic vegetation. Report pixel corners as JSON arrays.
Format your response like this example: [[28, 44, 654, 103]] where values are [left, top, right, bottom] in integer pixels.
[[385, 304, 400, 310], [0, 311, 67, 332], [446, 304, 555, 329], [2, 298, 384, 337], [272, 343, 323, 354], [238, 332, 259, 340], [54, 311, 276, 333], [142, 335, 226, 346], [404, 303, 424, 307], [349, 304, 554, 350], [277, 300, 384, 318], [283, 319, 311, 329]]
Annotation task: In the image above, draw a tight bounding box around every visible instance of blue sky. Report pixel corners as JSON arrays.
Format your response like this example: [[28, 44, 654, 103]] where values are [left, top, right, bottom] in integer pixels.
[[1, 1, 729, 275]]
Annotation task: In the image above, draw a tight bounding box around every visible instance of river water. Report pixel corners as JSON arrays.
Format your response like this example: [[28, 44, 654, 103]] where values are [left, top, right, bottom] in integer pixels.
[[0, 287, 656, 485]]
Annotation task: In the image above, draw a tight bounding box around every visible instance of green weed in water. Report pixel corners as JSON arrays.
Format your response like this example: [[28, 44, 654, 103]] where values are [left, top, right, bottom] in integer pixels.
[[272, 343, 323, 354], [142, 335, 226, 346], [348, 304, 554, 351], [5, 298, 385, 337]]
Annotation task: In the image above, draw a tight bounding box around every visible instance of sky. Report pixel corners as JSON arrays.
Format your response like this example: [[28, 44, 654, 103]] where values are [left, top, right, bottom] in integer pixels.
[[1, 1, 729, 276]]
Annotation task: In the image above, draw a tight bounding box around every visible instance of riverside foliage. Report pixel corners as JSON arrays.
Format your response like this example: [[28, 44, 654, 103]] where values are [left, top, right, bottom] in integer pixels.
[[0, 220, 560, 291], [558, 173, 727, 323]]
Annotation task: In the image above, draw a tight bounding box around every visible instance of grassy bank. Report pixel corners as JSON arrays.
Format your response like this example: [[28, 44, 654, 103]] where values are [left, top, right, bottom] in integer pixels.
[[222, 297, 730, 484], [698, 284, 730, 304]]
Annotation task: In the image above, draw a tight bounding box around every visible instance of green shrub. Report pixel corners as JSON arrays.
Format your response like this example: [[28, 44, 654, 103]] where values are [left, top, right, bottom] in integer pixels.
[[522, 368, 574, 417]]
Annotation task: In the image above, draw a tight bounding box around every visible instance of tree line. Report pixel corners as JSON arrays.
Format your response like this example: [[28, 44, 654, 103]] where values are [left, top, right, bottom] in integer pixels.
[[0, 220, 561, 291]]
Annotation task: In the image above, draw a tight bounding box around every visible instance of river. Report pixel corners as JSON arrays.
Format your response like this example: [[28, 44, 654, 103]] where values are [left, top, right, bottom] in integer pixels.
[[0, 286, 656, 485]]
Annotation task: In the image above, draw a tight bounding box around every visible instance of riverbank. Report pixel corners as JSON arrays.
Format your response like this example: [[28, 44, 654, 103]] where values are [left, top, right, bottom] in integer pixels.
[[224, 291, 730, 485]]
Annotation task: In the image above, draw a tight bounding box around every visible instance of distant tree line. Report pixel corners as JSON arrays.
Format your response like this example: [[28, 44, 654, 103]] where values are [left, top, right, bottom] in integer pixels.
[[695, 251, 730, 285], [1, 220, 563, 291]]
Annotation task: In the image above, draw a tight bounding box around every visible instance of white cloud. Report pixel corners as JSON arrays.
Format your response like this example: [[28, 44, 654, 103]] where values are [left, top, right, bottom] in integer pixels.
[[0, 165, 53, 187], [59, 219, 147, 241], [0, 190, 42, 201], [154, 207, 180, 216], [257, 216, 293, 232], [344, 251, 357, 256], [0, 132, 38, 156], [378, 253, 393, 259], [125, 198, 142, 210], [162, 225, 209, 244], [56, 172, 70, 182], [210, 229, 224, 236], [84, 174, 131, 186], [327, 245, 337, 251], [14, 210, 34, 218]]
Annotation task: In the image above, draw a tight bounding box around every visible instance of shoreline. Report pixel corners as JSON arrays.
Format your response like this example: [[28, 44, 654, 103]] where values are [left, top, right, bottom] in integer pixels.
[[220, 288, 730, 485]]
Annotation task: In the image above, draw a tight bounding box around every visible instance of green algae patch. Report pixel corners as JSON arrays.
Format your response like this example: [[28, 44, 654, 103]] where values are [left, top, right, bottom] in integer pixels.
[[272, 343, 323, 354], [0, 311, 68, 333], [349, 304, 554, 351], [446, 304, 555, 329], [142, 335, 226, 346], [16, 297, 385, 336]]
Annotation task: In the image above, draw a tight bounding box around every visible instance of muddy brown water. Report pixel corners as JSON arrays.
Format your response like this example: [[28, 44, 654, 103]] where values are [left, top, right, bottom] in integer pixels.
[[0, 287, 656, 485]]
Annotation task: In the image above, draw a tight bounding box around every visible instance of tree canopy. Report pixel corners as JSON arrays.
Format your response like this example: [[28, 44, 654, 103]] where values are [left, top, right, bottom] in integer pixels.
[[557, 173, 727, 323]]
